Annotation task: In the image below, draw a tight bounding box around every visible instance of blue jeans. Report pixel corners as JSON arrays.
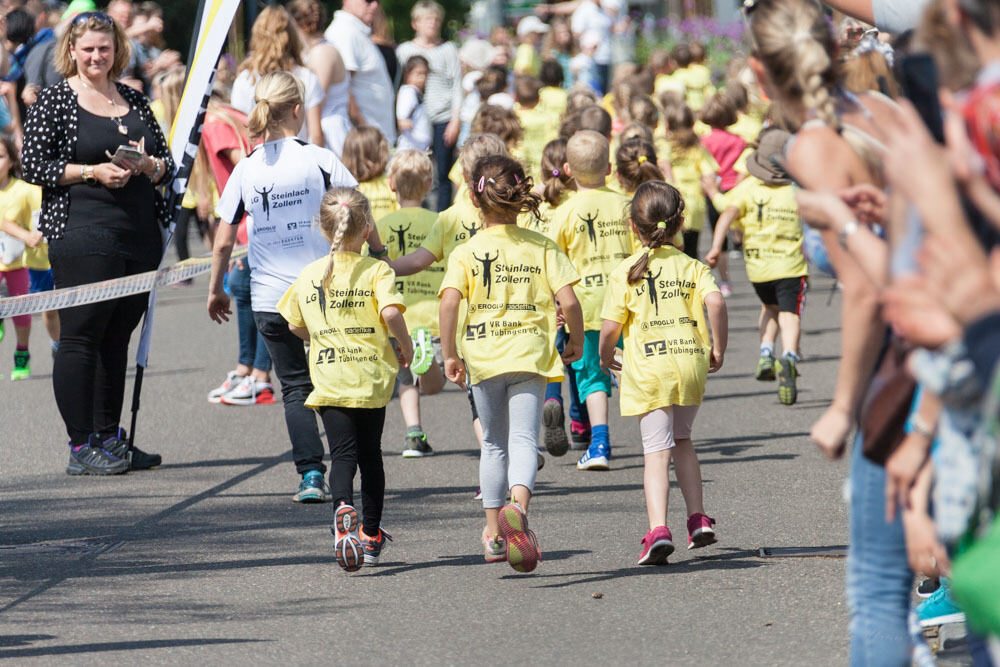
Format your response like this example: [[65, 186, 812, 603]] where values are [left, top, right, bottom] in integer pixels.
[[228, 261, 271, 372], [846, 434, 913, 666], [431, 121, 455, 212]]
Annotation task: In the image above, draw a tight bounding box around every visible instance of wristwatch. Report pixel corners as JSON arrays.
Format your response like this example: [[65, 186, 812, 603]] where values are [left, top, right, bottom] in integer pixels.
[[838, 219, 860, 249], [83, 165, 97, 185]]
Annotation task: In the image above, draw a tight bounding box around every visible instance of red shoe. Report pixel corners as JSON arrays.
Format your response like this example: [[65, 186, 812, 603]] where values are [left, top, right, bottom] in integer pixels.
[[687, 513, 717, 550], [220, 378, 275, 405], [638, 525, 674, 565]]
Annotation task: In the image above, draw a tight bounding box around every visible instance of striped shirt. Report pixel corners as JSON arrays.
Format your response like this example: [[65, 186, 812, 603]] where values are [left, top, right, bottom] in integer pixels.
[[395, 40, 463, 124]]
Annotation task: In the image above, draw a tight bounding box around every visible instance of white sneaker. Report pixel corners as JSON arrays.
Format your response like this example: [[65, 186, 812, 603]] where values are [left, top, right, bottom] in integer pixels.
[[220, 377, 275, 405], [207, 371, 245, 404]]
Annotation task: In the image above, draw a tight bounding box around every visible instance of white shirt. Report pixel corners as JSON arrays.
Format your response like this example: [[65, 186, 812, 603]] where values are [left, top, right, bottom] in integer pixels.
[[216, 138, 358, 312], [571, 0, 611, 65], [230, 66, 325, 143], [395, 84, 432, 152], [324, 10, 397, 145]]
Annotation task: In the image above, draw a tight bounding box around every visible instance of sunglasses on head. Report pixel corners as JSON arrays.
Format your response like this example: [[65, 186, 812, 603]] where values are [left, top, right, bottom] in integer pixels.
[[72, 11, 114, 27]]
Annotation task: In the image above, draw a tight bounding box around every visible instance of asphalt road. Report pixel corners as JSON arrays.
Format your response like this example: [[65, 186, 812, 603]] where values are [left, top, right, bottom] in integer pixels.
[[1, 250, 854, 665]]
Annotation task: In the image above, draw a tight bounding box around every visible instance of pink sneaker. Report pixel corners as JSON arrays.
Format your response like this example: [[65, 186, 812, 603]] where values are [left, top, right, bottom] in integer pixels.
[[687, 513, 717, 549], [637, 525, 674, 565]]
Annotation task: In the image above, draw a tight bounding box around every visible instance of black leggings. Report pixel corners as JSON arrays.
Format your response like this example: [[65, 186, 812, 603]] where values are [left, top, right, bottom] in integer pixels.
[[319, 406, 386, 536], [50, 252, 157, 445], [682, 230, 700, 259]]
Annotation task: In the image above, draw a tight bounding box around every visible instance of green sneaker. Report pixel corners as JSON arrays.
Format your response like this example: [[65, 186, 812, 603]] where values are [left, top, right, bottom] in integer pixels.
[[402, 431, 433, 457], [410, 327, 434, 375], [776, 356, 798, 405], [755, 353, 775, 381], [10, 350, 29, 381], [0, 318, 4, 343]]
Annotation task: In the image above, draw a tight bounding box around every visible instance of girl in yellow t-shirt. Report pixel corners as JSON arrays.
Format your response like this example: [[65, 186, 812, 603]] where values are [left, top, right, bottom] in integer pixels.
[[663, 103, 719, 259], [277, 187, 411, 572], [342, 126, 399, 223], [440, 155, 584, 573], [599, 181, 728, 566]]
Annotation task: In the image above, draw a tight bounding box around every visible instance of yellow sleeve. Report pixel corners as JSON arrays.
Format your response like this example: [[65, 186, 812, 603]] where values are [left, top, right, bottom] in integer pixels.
[[374, 262, 406, 315], [277, 281, 305, 329], [694, 262, 721, 302], [545, 241, 581, 293], [699, 147, 720, 175], [439, 249, 470, 298], [600, 264, 629, 324], [419, 216, 447, 262], [6, 191, 32, 230]]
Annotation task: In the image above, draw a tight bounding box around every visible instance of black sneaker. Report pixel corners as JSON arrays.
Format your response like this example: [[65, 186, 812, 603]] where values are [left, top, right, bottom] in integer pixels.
[[401, 432, 434, 458], [67, 435, 129, 475], [101, 428, 162, 470], [542, 399, 570, 456]]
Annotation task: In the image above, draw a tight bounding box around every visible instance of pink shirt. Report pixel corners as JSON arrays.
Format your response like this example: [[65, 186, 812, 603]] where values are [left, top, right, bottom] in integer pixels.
[[701, 128, 746, 192]]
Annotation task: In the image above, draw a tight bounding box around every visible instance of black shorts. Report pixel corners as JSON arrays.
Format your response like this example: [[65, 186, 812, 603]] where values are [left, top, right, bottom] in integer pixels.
[[752, 276, 808, 315]]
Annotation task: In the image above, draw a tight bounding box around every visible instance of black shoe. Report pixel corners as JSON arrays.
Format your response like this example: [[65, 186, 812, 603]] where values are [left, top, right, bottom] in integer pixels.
[[101, 428, 162, 470], [542, 399, 570, 456], [67, 435, 129, 475]]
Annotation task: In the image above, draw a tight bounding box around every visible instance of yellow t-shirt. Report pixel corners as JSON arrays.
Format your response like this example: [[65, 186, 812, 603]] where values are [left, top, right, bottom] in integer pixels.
[[358, 174, 399, 223], [602, 245, 720, 415], [0, 178, 36, 272], [551, 186, 635, 330], [514, 103, 558, 180], [539, 86, 568, 118], [654, 72, 685, 97], [439, 224, 580, 384], [519, 190, 572, 240], [22, 183, 48, 271], [376, 207, 443, 334], [728, 112, 765, 146], [723, 177, 807, 283], [514, 43, 541, 77], [668, 143, 718, 233], [449, 161, 464, 188], [420, 192, 481, 262], [675, 64, 715, 111], [277, 253, 405, 409]]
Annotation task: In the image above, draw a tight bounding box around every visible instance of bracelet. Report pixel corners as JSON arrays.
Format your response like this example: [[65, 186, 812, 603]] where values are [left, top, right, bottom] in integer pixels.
[[838, 219, 860, 250], [369, 245, 389, 259], [911, 413, 935, 440], [151, 158, 162, 181], [80, 163, 86, 182]]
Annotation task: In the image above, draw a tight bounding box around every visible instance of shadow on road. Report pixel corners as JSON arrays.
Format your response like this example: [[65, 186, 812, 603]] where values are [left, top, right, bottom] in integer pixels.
[[0, 637, 268, 659]]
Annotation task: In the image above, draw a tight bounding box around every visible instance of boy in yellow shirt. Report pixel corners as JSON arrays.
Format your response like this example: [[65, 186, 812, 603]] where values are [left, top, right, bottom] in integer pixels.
[[704, 129, 807, 405], [376, 150, 446, 458], [538, 60, 568, 119], [550, 130, 635, 471], [343, 126, 399, 223], [513, 76, 558, 182], [278, 187, 411, 571]]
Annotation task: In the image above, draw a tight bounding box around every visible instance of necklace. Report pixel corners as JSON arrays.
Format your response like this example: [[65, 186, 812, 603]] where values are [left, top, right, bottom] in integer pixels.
[[77, 76, 129, 135]]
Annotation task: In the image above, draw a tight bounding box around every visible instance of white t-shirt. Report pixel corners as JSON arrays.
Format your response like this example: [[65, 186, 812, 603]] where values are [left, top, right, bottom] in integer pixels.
[[230, 66, 325, 143], [571, 0, 611, 65], [324, 10, 397, 145], [216, 138, 358, 312], [396, 84, 432, 152], [872, 0, 931, 32]]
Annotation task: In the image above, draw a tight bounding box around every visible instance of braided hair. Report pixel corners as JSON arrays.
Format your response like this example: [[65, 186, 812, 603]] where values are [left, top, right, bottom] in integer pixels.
[[626, 181, 685, 285]]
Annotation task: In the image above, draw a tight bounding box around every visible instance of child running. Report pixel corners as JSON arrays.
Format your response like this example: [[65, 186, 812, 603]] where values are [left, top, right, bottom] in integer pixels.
[[0, 134, 44, 380], [439, 155, 584, 572], [550, 129, 635, 471], [704, 128, 806, 405], [600, 180, 728, 564], [662, 103, 719, 259], [278, 187, 411, 571], [342, 126, 399, 223], [376, 149, 446, 457]]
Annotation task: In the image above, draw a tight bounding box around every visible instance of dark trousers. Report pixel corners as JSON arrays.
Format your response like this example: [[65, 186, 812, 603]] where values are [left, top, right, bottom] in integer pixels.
[[319, 405, 386, 536], [706, 194, 729, 251], [431, 121, 455, 212], [682, 230, 700, 259], [50, 253, 156, 445], [253, 310, 325, 475]]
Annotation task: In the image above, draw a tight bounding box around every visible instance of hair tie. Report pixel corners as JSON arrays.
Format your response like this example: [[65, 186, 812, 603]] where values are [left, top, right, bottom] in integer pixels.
[[638, 155, 648, 164], [551, 169, 560, 177], [477, 176, 486, 193], [340, 202, 350, 208], [657, 221, 667, 229], [488, 177, 496, 184], [514, 174, 521, 184]]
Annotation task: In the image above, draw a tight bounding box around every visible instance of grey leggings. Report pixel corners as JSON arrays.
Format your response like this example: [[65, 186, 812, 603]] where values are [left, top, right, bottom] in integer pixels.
[[472, 372, 546, 509]]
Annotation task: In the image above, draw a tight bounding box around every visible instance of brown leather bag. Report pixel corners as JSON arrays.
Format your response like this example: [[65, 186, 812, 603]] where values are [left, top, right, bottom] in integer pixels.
[[860, 338, 917, 466]]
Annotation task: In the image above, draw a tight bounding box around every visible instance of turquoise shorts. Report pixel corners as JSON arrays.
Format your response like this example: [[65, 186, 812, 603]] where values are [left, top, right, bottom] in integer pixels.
[[570, 330, 618, 402]]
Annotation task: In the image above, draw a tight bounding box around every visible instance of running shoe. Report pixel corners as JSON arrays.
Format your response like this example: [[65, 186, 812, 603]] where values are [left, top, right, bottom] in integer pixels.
[[537, 452, 545, 471], [207, 371, 246, 404], [220, 377, 275, 405], [542, 398, 570, 457], [917, 580, 966, 627], [473, 488, 483, 501], [332, 505, 364, 573], [410, 326, 434, 375], [360, 527, 392, 566], [687, 513, 717, 549], [497, 502, 541, 573], [570, 419, 591, 450], [293, 470, 331, 503], [10, 350, 30, 381], [719, 282, 733, 297], [916, 578, 941, 599], [100, 428, 162, 470], [638, 525, 675, 565], [0, 318, 4, 343], [755, 353, 775, 382], [401, 431, 434, 458], [66, 435, 129, 476], [776, 356, 798, 406], [483, 531, 506, 563], [577, 443, 610, 471]]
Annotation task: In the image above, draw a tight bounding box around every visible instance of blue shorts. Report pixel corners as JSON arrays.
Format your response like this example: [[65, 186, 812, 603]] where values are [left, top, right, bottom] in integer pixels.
[[570, 330, 616, 402], [28, 268, 53, 293]]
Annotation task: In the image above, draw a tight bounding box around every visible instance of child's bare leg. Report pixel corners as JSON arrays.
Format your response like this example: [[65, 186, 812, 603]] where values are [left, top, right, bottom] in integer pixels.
[[511, 484, 531, 512], [42, 310, 59, 344], [585, 391, 609, 426], [778, 312, 801, 357], [717, 251, 730, 283], [399, 382, 421, 427], [485, 507, 500, 535], [759, 305, 779, 346], [417, 360, 445, 395], [671, 438, 705, 517], [644, 450, 671, 530]]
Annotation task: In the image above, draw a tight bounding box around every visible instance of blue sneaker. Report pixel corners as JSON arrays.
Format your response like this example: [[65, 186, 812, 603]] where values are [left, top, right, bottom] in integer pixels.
[[293, 470, 331, 503], [576, 443, 610, 471], [917, 580, 966, 627]]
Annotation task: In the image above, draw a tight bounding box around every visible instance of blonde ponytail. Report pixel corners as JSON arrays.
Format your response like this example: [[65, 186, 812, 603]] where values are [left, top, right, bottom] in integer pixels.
[[317, 188, 375, 290], [796, 38, 840, 132], [247, 70, 305, 139]]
